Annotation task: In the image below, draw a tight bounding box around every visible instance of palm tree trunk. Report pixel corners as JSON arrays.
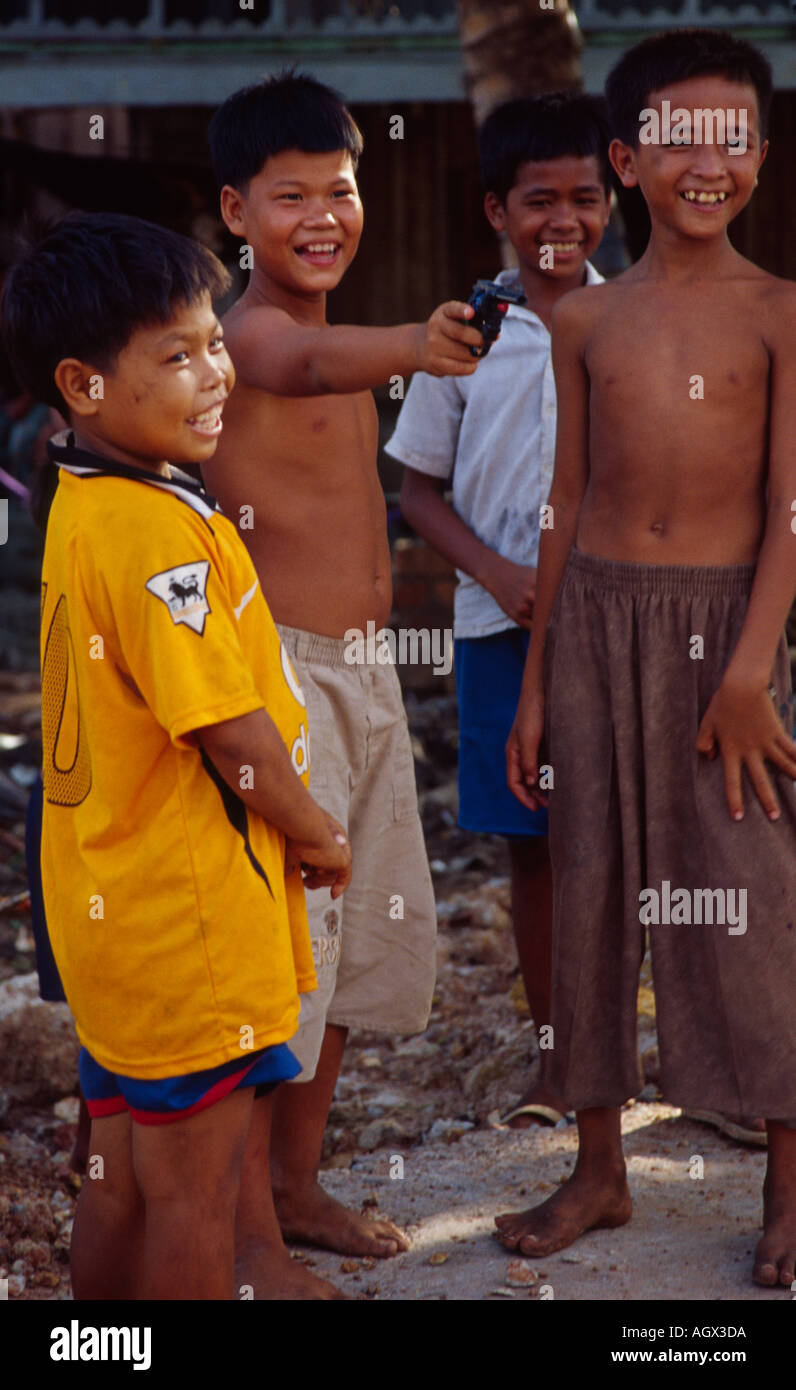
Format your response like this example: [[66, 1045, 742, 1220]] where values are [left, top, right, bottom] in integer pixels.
[[457, 0, 584, 127]]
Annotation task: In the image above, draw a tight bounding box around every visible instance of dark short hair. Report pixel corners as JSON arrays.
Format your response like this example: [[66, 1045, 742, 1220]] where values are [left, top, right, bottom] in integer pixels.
[[478, 93, 613, 204], [208, 68, 364, 193], [1, 211, 229, 415], [606, 28, 773, 147]]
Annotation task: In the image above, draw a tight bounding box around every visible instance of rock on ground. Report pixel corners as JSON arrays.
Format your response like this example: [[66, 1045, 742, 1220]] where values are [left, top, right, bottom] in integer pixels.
[[0, 974, 79, 1104]]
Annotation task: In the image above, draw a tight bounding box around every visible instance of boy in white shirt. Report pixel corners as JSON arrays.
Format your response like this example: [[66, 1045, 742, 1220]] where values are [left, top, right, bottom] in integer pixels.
[[387, 94, 610, 1127]]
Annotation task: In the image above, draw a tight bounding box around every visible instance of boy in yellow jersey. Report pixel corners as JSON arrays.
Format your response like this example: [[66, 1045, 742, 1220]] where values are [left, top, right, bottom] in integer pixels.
[[2, 211, 351, 1301]]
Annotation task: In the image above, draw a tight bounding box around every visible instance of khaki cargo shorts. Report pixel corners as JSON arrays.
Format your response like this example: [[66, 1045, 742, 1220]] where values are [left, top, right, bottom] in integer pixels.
[[278, 624, 437, 1082]]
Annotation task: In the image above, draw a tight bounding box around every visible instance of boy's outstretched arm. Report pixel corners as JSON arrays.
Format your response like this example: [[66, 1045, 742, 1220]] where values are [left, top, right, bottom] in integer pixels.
[[695, 290, 796, 820], [196, 709, 351, 898], [506, 291, 592, 809], [400, 468, 537, 629], [228, 301, 484, 396]]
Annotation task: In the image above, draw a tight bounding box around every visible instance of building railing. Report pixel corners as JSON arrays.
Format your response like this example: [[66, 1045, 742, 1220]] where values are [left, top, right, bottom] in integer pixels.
[[577, 0, 792, 31], [0, 0, 790, 39]]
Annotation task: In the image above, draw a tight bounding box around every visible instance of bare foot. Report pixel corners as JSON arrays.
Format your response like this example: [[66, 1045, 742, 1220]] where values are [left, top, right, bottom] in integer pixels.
[[236, 1242, 346, 1300], [752, 1172, 796, 1289], [495, 1166, 632, 1257], [275, 1182, 410, 1258], [502, 1081, 569, 1130]]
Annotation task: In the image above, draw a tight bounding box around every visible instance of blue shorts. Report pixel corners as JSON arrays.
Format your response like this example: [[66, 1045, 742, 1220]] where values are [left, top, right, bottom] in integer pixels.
[[454, 629, 548, 838], [79, 1042, 301, 1126]]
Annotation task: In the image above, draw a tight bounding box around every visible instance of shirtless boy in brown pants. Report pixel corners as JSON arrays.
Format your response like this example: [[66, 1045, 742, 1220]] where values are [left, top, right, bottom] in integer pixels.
[[205, 72, 483, 1285], [504, 29, 796, 1288]]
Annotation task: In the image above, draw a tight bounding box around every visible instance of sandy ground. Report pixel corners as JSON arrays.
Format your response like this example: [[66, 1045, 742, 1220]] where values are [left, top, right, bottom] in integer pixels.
[[295, 1104, 784, 1302]]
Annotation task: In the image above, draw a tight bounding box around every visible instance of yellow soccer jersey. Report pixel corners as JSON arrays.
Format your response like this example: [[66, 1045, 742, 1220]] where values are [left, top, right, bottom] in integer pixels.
[[40, 432, 316, 1078]]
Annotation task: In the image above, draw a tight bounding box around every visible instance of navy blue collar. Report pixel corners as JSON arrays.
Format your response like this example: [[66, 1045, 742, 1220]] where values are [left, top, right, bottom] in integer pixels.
[[47, 430, 218, 511]]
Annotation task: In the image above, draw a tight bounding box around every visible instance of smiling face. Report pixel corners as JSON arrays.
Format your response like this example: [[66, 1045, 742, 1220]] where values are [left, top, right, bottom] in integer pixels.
[[485, 154, 610, 281], [610, 74, 768, 242], [55, 293, 234, 472], [221, 147, 363, 304]]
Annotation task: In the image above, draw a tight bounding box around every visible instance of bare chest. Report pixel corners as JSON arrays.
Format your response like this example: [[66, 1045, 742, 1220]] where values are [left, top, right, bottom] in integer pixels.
[[586, 295, 769, 417], [270, 388, 378, 458]]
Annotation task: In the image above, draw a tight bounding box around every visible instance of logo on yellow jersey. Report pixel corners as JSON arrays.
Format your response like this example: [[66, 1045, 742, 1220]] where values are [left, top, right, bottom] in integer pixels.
[[146, 561, 211, 635]]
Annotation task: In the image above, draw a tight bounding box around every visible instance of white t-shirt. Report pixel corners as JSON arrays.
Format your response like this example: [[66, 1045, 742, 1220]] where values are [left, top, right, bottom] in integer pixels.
[[385, 264, 604, 639]]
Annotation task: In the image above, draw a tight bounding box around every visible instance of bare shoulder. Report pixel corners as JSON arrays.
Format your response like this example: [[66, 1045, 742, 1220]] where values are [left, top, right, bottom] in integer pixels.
[[222, 297, 296, 353], [749, 270, 796, 347], [552, 281, 606, 322], [221, 296, 315, 392], [551, 281, 606, 345]]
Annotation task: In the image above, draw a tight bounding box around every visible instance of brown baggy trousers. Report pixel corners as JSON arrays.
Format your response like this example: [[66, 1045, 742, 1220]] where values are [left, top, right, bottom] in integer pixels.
[[542, 549, 796, 1120]]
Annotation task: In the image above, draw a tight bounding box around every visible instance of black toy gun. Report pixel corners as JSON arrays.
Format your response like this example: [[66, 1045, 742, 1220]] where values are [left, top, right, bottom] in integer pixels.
[[466, 279, 527, 358]]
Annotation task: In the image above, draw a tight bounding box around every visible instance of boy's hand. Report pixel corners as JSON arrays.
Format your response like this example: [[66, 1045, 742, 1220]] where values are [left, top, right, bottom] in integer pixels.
[[695, 677, 796, 821], [286, 811, 352, 899], [482, 555, 537, 628], [506, 689, 548, 810], [415, 302, 485, 377]]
